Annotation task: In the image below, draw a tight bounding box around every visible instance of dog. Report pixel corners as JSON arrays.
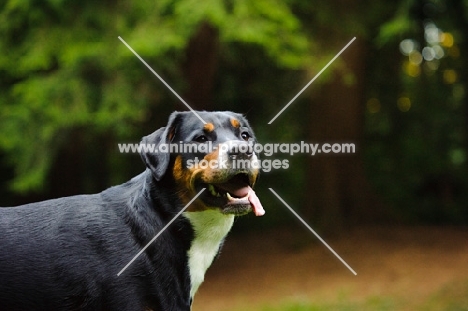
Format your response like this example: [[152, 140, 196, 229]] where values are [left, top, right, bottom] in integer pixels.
[[0, 111, 265, 311]]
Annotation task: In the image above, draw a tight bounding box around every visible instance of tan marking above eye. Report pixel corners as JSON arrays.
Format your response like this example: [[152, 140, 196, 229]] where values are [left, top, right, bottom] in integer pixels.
[[230, 118, 240, 128], [203, 123, 215, 132]]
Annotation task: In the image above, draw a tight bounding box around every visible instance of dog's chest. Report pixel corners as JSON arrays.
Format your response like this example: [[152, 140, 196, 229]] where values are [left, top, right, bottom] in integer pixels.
[[183, 211, 234, 299]]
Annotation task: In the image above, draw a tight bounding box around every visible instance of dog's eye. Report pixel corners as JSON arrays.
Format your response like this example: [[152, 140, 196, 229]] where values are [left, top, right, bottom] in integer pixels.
[[241, 132, 250, 141], [194, 135, 208, 143]]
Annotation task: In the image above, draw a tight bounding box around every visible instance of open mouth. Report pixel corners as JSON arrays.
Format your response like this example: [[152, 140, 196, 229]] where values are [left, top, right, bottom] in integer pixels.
[[197, 174, 265, 216]]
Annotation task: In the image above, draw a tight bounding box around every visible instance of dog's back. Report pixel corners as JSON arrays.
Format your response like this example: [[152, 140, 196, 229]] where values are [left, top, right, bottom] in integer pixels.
[[0, 175, 193, 310]]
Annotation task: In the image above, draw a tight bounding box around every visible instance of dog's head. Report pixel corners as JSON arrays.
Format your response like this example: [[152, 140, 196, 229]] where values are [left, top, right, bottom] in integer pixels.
[[140, 111, 264, 216]]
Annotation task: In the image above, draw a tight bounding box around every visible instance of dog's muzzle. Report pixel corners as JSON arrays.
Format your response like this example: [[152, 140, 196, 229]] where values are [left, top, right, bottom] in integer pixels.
[[193, 141, 265, 216]]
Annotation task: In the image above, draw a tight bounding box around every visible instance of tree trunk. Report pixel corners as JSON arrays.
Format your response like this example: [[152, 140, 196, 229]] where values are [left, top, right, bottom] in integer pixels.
[[182, 22, 219, 110], [306, 37, 380, 234]]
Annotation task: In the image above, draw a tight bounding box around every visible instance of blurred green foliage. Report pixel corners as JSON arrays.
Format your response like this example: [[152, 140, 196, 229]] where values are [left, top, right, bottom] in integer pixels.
[[364, 0, 468, 223], [0, 0, 310, 193]]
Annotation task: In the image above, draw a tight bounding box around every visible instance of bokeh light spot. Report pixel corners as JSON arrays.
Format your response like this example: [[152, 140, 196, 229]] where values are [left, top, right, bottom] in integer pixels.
[[441, 32, 454, 47], [443, 70, 457, 84], [399, 39, 416, 56], [422, 47, 435, 61], [397, 97, 411, 112], [404, 61, 421, 77], [366, 98, 381, 114], [409, 50, 423, 65]]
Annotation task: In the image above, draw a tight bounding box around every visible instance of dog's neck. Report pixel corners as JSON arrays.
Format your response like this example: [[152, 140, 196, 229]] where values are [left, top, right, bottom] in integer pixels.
[[132, 171, 235, 300], [183, 210, 234, 299]]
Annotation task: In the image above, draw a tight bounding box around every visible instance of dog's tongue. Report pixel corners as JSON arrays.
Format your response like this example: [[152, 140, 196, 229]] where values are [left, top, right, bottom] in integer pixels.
[[247, 188, 265, 216], [216, 182, 265, 216]]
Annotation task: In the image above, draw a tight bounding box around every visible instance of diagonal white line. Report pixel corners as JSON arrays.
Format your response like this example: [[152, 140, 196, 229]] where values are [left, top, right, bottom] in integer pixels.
[[118, 36, 206, 124], [268, 37, 356, 124], [117, 188, 206, 276], [268, 188, 357, 275]]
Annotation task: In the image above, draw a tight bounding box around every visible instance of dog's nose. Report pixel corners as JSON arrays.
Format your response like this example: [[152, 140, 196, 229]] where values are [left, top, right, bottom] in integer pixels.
[[228, 142, 253, 160]]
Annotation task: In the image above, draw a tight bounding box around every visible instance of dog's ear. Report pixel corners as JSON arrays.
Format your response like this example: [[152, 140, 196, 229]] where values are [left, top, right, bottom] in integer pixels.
[[140, 112, 182, 181]]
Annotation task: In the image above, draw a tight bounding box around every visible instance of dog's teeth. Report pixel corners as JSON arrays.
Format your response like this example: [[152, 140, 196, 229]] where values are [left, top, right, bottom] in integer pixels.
[[226, 192, 232, 200]]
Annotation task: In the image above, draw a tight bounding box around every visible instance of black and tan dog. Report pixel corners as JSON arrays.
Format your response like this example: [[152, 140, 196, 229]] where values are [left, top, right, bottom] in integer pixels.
[[0, 111, 264, 311]]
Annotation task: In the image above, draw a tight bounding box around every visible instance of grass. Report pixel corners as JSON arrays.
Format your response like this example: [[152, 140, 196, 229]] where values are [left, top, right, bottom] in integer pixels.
[[225, 279, 468, 311], [194, 227, 468, 311], [420, 279, 468, 311], [255, 296, 398, 311]]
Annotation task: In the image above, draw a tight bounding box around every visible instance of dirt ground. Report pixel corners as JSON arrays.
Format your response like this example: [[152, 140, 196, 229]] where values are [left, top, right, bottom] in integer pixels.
[[192, 225, 468, 310]]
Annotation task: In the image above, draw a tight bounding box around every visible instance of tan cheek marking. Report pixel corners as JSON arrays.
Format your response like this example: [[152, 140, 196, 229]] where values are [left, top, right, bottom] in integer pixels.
[[173, 155, 209, 212], [203, 123, 215, 132], [230, 118, 240, 128], [172, 155, 183, 179]]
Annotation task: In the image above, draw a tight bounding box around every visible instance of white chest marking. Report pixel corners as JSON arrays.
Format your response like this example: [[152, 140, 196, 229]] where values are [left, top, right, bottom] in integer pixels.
[[184, 210, 234, 299]]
